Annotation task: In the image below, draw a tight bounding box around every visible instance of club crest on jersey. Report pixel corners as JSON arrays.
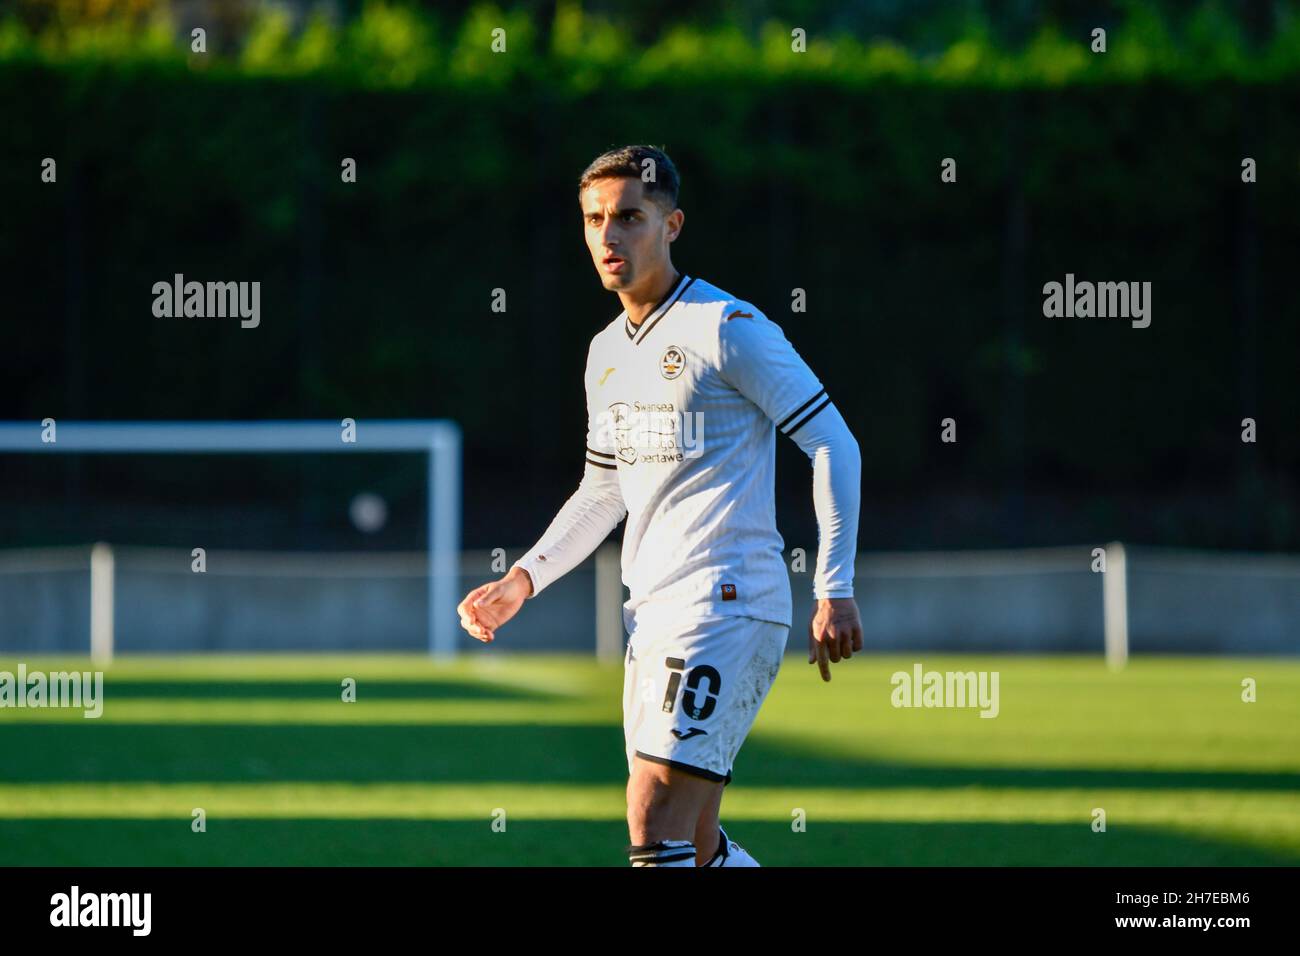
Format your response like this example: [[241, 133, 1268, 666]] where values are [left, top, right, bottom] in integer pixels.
[[660, 346, 686, 380]]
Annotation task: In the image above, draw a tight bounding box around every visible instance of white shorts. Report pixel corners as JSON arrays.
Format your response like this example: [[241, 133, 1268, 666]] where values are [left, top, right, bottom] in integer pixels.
[[622, 615, 789, 784]]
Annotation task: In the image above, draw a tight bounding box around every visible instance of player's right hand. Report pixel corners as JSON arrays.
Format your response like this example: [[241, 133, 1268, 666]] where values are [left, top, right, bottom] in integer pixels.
[[456, 567, 533, 643]]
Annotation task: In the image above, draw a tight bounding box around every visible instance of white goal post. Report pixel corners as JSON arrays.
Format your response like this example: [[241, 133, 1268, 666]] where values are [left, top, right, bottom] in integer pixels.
[[0, 420, 461, 659]]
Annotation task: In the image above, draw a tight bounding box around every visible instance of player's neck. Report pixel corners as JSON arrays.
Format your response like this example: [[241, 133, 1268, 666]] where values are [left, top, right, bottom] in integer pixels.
[[622, 267, 681, 328]]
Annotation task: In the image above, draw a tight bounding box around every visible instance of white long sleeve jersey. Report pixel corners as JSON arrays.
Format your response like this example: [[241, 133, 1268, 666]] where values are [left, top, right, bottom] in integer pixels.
[[513, 274, 861, 633]]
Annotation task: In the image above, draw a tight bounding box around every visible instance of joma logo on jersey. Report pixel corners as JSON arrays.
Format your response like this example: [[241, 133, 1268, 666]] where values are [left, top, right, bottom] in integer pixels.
[[594, 406, 705, 463]]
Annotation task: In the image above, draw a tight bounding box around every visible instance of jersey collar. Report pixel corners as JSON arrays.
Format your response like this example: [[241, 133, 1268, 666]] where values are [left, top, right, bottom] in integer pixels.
[[622, 273, 694, 345]]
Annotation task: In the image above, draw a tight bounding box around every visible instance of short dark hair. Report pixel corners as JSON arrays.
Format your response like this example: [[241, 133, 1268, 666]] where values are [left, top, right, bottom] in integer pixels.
[[578, 145, 680, 214]]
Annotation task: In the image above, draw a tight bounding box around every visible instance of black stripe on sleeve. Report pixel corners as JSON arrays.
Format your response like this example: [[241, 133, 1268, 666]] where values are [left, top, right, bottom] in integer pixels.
[[585, 456, 617, 470], [776, 388, 827, 434], [586, 447, 615, 459], [784, 396, 833, 437]]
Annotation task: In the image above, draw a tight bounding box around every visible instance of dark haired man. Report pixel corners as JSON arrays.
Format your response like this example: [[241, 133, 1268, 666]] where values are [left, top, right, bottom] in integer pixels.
[[458, 145, 862, 867]]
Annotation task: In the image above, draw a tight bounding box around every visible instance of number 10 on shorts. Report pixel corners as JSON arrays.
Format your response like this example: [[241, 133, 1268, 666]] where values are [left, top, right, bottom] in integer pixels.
[[660, 657, 721, 719]]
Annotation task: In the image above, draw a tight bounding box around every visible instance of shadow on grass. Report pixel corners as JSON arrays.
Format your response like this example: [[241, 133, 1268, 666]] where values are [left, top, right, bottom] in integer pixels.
[[0, 818, 1293, 866], [3, 723, 1299, 792], [89, 679, 561, 702]]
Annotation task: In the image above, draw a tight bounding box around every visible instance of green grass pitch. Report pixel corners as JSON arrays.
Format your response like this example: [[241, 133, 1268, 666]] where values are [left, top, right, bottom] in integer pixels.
[[0, 653, 1297, 866]]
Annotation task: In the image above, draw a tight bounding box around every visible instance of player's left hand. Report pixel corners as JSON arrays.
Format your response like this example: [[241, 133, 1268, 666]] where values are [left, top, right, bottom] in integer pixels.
[[808, 597, 863, 682]]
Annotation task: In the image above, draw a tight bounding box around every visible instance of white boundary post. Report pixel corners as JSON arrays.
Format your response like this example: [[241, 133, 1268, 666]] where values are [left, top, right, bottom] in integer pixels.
[[1103, 540, 1129, 670], [595, 542, 623, 662], [428, 426, 461, 659], [89, 541, 114, 664], [0, 420, 461, 659]]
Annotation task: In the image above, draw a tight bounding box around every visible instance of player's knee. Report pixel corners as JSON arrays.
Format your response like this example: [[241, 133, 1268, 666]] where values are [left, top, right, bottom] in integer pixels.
[[627, 761, 715, 843], [629, 804, 688, 847]]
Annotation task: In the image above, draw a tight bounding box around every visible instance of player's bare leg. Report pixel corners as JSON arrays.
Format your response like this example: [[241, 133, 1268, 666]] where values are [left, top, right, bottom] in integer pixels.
[[626, 756, 721, 865], [695, 790, 762, 866], [692, 783, 723, 864]]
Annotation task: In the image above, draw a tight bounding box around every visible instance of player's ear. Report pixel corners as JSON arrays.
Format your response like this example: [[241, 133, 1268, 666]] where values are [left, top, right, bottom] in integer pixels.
[[666, 207, 684, 242]]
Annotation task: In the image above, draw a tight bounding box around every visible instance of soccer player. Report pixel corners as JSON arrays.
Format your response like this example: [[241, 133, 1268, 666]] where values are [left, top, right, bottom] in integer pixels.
[[457, 145, 862, 867]]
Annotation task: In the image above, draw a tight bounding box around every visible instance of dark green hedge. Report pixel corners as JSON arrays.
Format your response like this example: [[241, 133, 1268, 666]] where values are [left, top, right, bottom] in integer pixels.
[[3, 60, 1298, 549]]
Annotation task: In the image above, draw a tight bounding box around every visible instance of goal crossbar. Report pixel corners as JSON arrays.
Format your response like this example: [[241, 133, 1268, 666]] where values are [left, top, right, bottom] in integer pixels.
[[0, 420, 462, 658]]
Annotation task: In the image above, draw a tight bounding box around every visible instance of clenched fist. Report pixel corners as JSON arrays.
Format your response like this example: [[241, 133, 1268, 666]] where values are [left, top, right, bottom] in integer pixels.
[[456, 566, 534, 643]]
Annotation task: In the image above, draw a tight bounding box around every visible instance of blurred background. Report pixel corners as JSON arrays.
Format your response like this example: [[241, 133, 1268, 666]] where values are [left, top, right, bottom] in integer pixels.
[[1, 0, 1298, 653]]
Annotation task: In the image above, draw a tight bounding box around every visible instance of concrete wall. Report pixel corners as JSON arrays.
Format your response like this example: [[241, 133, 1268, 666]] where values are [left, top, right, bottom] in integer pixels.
[[0, 545, 1296, 655]]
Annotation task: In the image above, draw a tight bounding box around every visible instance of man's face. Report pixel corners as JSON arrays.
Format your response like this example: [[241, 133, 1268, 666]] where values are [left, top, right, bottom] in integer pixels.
[[580, 176, 682, 293]]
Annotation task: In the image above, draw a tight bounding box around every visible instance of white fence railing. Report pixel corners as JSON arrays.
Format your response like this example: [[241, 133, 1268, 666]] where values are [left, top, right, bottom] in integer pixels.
[[0, 542, 1296, 659]]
